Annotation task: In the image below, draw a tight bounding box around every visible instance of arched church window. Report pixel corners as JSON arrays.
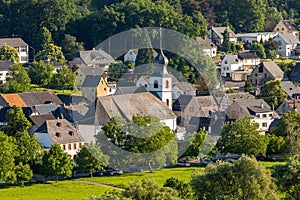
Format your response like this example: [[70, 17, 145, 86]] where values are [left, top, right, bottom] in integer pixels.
[[165, 80, 169, 88], [154, 80, 158, 88], [166, 99, 170, 106]]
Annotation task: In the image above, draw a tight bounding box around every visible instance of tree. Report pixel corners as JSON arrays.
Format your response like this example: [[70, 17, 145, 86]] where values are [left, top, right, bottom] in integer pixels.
[[2, 106, 31, 137], [190, 155, 278, 200], [36, 27, 53, 51], [244, 76, 254, 93], [123, 179, 180, 200], [61, 34, 84, 56], [49, 66, 76, 90], [14, 131, 44, 167], [28, 61, 54, 86], [108, 61, 128, 82], [163, 177, 192, 199], [0, 132, 17, 183], [250, 42, 266, 58], [41, 144, 73, 182], [221, 29, 233, 52], [259, 80, 287, 109], [0, 43, 19, 62], [36, 43, 66, 63], [74, 145, 109, 177], [216, 117, 269, 156], [273, 156, 300, 200], [0, 64, 31, 93], [15, 162, 33, 187], [274, 111, 300, 156], [135, 48, 154, 67], [266, 133, 285, 155], [264, 39, 279, 60]]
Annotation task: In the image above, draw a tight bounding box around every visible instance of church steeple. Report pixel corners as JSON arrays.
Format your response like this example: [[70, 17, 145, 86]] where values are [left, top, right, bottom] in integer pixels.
[[149, 27, 173, 110]]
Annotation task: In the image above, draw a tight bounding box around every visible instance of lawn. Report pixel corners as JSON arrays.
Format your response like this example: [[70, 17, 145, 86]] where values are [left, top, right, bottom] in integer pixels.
[[82, 167, 205, 188], [0, 180, 114, 200]]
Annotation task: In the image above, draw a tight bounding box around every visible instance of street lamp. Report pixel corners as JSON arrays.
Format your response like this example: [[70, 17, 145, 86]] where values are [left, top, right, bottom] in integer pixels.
[[29, 46, 35, 62]]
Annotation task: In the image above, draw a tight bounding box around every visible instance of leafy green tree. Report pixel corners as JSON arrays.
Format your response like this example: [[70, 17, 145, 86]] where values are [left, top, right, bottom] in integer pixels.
[[14, 131, 44, 167], [74, 145, 109, 177], [0, 64, 31, 93], [28, 61, 54, 86], [266, 133, 285, 155], [0, 43, 19, 62], [259, 80, 287, 109], [190, 155, 278, 200], [36, 27, 53, 51], [123, 179, 180, 200], [135, 48, 154, 67], [41, 144, 73, 182], [61, 34, 84, 55], [274, 111, 300, 156], [2, 106, 31, 137], [49, 66, 76, 90], [273, 156, 300, 200], [221, 29, 232, 52], [15, 162, 33, 187], [108, 61, 128, 82], [216, 117, 269, 156], [250, 42, 266, 58], [0, 132, 17, 182], [244, 76, 254, 93], [36, 43, 66, 63], [179, 129, 207, 158], [163, 177, 192, 199]]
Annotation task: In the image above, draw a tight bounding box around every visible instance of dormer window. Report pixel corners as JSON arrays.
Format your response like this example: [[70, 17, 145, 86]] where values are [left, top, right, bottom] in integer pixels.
[[56, 122, 62, 127], [56, 132, 61, 137], [69, 131, 74, 136]]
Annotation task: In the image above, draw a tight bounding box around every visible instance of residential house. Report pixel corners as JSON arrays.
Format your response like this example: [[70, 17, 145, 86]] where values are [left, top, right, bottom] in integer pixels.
[[172, 82, 196, 100], [57, 94, 88, 106], [28, 113, 56, 134], [291, 62, 300, 86], [220, 92, 255, 110], [68, 49, 114, 69], [276, 99, 300, 116], [250, 61, 284, 88], [75, 65, 105, 87], [0, 38, 29, 63], [280, 81, 300, 99], [96, 92, 177, 131], [208, 26, 237, 45], [223, 81, 246, 91], [236, 32, 277, 45], [124, 49, 138, 64], [0, 61, 14, 83], [273, 20, 299, 38], [274, 33, 300, 57], [34, 119, 84, 159], [172, 95, 220, 127], [196, 37, 217, 57], [238, 52, 260, 67], [220, 54, 243, 79], [226, 99, 278, 133]]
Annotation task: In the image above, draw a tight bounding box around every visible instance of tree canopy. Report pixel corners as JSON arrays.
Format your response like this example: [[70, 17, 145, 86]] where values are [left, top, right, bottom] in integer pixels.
[[49, 66, 76, 90], [259, 80, 287, 109], [0, 43, 19, 62], [28, 61, 54, 87]]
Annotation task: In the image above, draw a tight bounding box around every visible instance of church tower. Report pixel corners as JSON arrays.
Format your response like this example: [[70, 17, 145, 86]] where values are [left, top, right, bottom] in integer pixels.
[[149, 27, 172, 109]]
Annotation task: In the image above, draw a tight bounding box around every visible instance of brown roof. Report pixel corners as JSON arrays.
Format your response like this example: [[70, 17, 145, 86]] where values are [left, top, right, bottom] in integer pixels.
[[0, 38, 28, 47], [1, 94, 27, 107], [29, 114, 56, 127]]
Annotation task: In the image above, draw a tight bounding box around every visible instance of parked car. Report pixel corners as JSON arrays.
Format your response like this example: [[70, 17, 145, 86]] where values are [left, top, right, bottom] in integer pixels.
[[104, 167, 123, 176], [176, 160, 191, 167]]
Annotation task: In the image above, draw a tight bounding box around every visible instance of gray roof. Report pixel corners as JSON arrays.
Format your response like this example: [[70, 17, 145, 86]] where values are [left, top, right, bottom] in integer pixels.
[[211, 26, 236, 39], [196, 37, 216, 49], [97, 92, 176, 125], [223, 54, 239, 64], [81, 75, 101, 87], [281, 81, 300, 98], [173, 82, 195, 92], [35, 119, 83, 145], [277, 33, 300, 44], [18, 91, 63, 107], [238, 52, 260, 59], [280, 20, 298, 31], [78, 65, 105, 76], [34, 103, 59, 115], [0, 61, 14, 71], [29, 114, 56, 127], [72, 49, 114, 65], [221, 92, 255, 110], [115, 86, 147, 95], [0, 37, 28, 47], [291, 63, 300, 82], [224, 81, 246, 88], [276, 99, 300, 116], [262, 61, 284, 79], [173, 95, 217, 112]]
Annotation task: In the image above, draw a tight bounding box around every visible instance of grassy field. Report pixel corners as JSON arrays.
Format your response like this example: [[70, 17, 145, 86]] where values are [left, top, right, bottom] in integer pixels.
[[0, 180, 114, 200]]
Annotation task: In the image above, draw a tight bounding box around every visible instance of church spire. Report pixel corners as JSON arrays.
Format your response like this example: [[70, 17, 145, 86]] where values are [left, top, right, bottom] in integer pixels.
[[153, 27, 169, 75]]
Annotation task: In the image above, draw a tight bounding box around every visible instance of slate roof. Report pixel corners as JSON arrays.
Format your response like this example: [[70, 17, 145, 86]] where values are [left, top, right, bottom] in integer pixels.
[[173, 82, 195, 92], [238, 52, 260, 59], [0, 61, 14, 71], [221, 92, 255, 110], [172, 95, 217, 112], [78, 65, 105, 76], [97, 92, 176, 125], [223, 54, 239, 64], [291, 62, 300, 82], [115, 86, 147, 95], [29, 114, 56, 127], [196, 37, 216, 49], [277, 33, 300, 44], [0, 37, 28, 47], [281, 81, 300, 98], [279, 20, 298, 31], [262, 61, 284, 79], [57, 94, 88, 106], [70, 49, 114, 65], [33, 104, 59, 115], [81, 75, 101, 87], [276, 99, 300, 116], [0, 91, 63, 107], [172, 95, 194, 111], [35, 119, 83, 145], [211, 26, 236, 39]]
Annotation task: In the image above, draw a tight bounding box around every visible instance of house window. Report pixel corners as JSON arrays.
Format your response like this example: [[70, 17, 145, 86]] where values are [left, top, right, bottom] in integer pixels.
[[165, 80, 169, 88], [145, 84, 147, 88], [256, 114, 260, 118], [166, 99, 170, 106], [282, 28, 284, 31], [19, 46, 27, 52], [269, 113, 273, 117], [225, 60, 228, 64], [262, 114, 267, 118], [154, 80, 158, 88], [63, 144, 66, 151], [68, 144, 72, 150], [79, 143, 83, 149], [21, 56, 27, 61], [73, 143, 77, 150], [262, 123, 268, 127]]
